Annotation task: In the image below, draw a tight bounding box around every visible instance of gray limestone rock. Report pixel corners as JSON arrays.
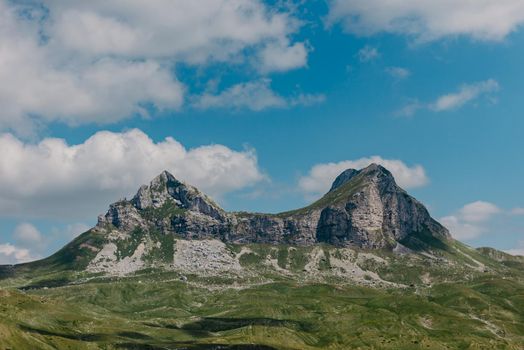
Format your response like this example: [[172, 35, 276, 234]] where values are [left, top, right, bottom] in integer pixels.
[[95, 163, 450, 251]]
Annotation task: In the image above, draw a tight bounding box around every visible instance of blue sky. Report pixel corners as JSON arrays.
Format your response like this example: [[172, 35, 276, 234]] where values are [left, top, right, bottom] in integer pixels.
[[0, 0, 523, 262]]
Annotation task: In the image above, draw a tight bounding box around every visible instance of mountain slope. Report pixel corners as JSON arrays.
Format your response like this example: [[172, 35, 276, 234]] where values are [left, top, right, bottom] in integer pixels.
[[97, 163, 450, 250], [0, 164, 500, 277], [1, 163, 517, 288], [5, 164, 453, 276], [1, 165, 523, 349]]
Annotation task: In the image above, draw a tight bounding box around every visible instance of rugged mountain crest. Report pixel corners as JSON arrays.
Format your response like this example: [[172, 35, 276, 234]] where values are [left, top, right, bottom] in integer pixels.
[[131, 170, 224, 219], [95, 163, 449, 250], [329, 168, 359, 192], [1, 163, 454, 277], [314, 164, 449, 249]]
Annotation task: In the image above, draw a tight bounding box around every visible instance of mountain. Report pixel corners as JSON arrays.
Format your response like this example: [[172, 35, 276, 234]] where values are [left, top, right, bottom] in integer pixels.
[[2, 163, 519, 281], [7, 164, 450, 275], [99, 163, 451, 249], [1, 165, 523, 349], [98, 163, 448, 247]]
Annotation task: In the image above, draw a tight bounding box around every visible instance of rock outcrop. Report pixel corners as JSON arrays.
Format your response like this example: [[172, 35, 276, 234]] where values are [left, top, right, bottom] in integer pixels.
[[96, 164, 450, 250], [314, 164, 449, 248]]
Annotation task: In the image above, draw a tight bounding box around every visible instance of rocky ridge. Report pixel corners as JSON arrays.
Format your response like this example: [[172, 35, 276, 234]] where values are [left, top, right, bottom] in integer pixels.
[[3, 164, 512, 288], [5, 163, 456, 278], [96, 163, 450, 250]]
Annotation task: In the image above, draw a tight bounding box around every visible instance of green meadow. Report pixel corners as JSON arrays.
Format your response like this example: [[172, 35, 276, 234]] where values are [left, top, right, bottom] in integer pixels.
[[1, 243, 523, 349]]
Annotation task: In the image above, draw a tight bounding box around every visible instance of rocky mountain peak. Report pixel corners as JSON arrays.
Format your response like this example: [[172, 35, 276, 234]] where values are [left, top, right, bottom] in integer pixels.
[[329, 169, 359, 192], [359, 163, 394, 179], [93, 164, 450, 262], [130, 170, 224, 217], [329, 163, 396, 192], [313, 163, 450, 249], [97, 170, 226, 231], [329, 163, 396, 193], [131, 170, 181, 209]]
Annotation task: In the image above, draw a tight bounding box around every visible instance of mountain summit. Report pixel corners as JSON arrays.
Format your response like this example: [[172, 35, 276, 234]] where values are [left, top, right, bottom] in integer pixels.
[[5, 164, 450, 276], [96, 163, 449, 249]]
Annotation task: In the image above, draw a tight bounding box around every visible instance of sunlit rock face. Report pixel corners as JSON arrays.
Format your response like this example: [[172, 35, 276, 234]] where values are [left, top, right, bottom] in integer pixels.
[[96, 163, 449, 250], [315, 164, 449, 249]]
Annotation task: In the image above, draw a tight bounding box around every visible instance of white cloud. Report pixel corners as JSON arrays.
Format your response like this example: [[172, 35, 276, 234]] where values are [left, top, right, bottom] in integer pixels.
[[385, 67, 411, 79], [44, 0, 302, 65], [13, 223, 43, 244], [439, 216, 484, 241], [258, 41, 308, 73], [289, 93, 327, 107], [397, 101, 423, 117], [440, 201, 501, 240], [0, 0, 306, 134], [194, 79, 325, 111], [327, 0, 524, 41], [459, 201, 501, 222], [10, 222, 90, 262], [0, 129, 266, 219], [298, 156, 428, 197], [505, 241, 524, 256], [399, 80, 500, 116], [510, 207, 524, 215], [357, 45, 380, 62], [431, 80, 500, 112], [0, 243, 36, 264]]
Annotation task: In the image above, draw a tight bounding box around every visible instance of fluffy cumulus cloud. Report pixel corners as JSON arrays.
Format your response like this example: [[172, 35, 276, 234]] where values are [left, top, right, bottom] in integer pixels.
[[194, 79, 325, 111], [298, 156, 428, 197], [258, 42, 308, 73], [399, 79, 500, 116], [13, 223, 43, 244], [458, 201, 501, 223], [0, 129, 266, 219], [9, 222, 90, 263], [440, 201, 501, 240], [0, 0, 307, 134], [44, 0, 304, 64], [327, 0, 524, 41], [9, 223, 45, 260], [0, 243, 36, 264]]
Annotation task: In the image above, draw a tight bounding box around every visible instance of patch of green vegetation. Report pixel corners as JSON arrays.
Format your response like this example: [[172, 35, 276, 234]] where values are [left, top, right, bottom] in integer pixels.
[[239, 252, 263, 267], [226, 243, 243, 254], [145, 229, 175, 264], [276, 177, 365, 218], [399, 227, 450, 252], [287, 247, 310, 271], [229, 174, 366, 219], [116, 227, 144, 260], [12, 229, 106, 277], [277, 247, 289, 269], [269, 248, 278, 260], [140, 200, 187, 221]]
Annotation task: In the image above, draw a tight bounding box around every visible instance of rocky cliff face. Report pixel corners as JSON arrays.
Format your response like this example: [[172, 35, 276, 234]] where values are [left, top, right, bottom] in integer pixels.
[[95, 164, 450, 250], [314, 164, 449, 249]]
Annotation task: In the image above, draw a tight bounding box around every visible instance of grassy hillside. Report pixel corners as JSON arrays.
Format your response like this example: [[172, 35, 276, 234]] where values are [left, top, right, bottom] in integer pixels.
[[0, 242, 523, 349], [0, 275, 523, 349]]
